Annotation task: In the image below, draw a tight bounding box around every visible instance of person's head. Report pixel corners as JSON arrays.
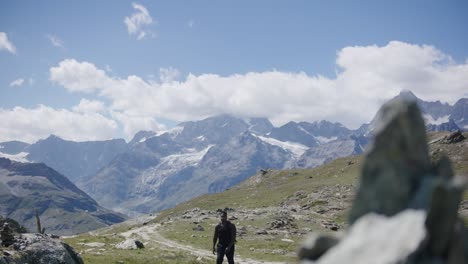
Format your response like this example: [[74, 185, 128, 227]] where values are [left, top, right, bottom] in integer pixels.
[[220, 211, 227, 223]]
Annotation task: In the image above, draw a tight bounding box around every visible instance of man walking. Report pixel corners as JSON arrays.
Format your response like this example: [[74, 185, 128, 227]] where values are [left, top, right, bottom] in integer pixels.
[[212, 211, 236, 264]]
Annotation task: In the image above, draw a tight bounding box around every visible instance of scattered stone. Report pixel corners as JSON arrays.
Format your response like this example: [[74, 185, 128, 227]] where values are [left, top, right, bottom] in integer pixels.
[[115, 239, 144, 250], [238, 226, 248, 236], [255, 229, 268, 235], [192, 225, 205, 232], [320, 221, 339, 231], [0, 223, 15, 247], [268, 212, 298, 230], [272, 249, 287, 255]]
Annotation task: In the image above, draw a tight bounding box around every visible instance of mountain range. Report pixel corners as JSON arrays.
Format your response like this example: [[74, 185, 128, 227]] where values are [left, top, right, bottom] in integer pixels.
[[0, 91, 467, 217], [0, 158, 126, 235]]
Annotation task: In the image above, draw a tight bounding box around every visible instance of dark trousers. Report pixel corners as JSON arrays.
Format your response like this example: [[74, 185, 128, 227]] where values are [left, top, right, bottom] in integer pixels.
[[216, 244, 234, 264]]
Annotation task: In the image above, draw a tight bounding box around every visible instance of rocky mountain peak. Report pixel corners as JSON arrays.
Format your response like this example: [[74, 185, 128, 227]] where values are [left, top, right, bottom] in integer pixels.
[[246, 117, 274, 135], [174, 114, 249, 146], [129, 130, 157, 146], [397, 90, 419, 101]]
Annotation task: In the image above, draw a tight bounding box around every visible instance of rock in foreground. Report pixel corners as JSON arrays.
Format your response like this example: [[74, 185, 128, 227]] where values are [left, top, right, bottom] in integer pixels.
[[300, 98, 468, 264], [1, 233, 83, 264]]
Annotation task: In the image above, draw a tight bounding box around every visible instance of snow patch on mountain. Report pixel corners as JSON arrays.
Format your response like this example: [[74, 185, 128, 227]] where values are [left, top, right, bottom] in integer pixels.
[[0, 152, 30, 163], [423, 114, 450, 125], [137, 145, 213, 192], [314, 136, 338, 144], [298, 125, 314, 136], [157, 126, 184, 138], [254, 135, 308, 158]]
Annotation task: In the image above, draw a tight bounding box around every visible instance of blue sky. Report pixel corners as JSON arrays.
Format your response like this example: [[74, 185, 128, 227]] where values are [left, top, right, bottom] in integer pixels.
[[1, 0, 468, 143]]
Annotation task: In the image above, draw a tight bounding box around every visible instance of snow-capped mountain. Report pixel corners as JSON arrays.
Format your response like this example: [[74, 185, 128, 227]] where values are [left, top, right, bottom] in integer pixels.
[[1, 91, 466, 216], [451, 98, 468, 130], [77, 115, 365, 215], [365, 91, 466, 134]]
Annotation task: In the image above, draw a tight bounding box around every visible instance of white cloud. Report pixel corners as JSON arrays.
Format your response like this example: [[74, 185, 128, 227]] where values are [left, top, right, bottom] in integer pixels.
[[49, 41, 468, 133], [10, 78, 25, 87], [0, 32, 16, 54], [72, 99, 106, 114], [0, 105, 118, 143], [124, 3, 154, 40], [49, 59, 111, 93], [111, 111, 164, 140], [159, 67, 180, 83], [46, 34, 64, 48]]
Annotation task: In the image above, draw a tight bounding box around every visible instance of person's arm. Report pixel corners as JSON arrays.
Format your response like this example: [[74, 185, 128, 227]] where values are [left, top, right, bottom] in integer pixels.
[[212, 226, 218, 254]]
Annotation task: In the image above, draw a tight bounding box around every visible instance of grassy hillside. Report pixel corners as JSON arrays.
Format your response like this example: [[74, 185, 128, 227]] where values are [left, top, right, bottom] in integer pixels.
[[63, 131, 467, 263]]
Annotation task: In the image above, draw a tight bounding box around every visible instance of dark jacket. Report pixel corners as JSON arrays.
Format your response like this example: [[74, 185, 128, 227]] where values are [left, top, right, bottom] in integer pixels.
[[214, 221, 236, 246]]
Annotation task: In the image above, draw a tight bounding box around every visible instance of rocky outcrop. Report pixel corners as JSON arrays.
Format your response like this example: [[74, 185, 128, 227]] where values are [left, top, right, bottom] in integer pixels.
[[299, 99, 468, 263], [1, 233, 83, 264], [442, 130, 466, 144]]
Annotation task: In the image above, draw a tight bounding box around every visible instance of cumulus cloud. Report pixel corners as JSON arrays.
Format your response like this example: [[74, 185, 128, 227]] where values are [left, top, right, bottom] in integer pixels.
[[50, 59, 110, 93], [72, 99, 106, 114], [0, 32, 16, 54], [159, 67, 180, 83], [111, 111, 164, 140], [124, 3, 154, 40], [0, 105, 118, 143], [49, 41, 468, 133], [10, 78, 25, 87], [46, 34, 64, 48]]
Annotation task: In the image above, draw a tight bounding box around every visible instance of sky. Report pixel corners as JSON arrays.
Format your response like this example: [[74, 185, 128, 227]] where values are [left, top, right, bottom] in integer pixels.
[[1, 0, 468, 143]]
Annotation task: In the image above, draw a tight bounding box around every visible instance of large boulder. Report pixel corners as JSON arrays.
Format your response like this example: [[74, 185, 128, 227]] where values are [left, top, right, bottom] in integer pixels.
[[1, 233, 83, 264], [300, 99, 468, 264]]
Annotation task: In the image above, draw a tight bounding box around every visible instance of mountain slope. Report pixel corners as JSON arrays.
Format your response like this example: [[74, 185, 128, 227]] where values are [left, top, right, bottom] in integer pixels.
[[0, 158, 126, 235], [26, 135, 128, 183], [84, 132, 292, 215], [451, 98, 468, 130], [62, 131, 468, 263], [0, 141, 30, 155]]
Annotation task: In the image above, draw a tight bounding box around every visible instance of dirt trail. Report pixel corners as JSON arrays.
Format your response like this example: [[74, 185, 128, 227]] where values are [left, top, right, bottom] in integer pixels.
[[120, 224, 287, 264]]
